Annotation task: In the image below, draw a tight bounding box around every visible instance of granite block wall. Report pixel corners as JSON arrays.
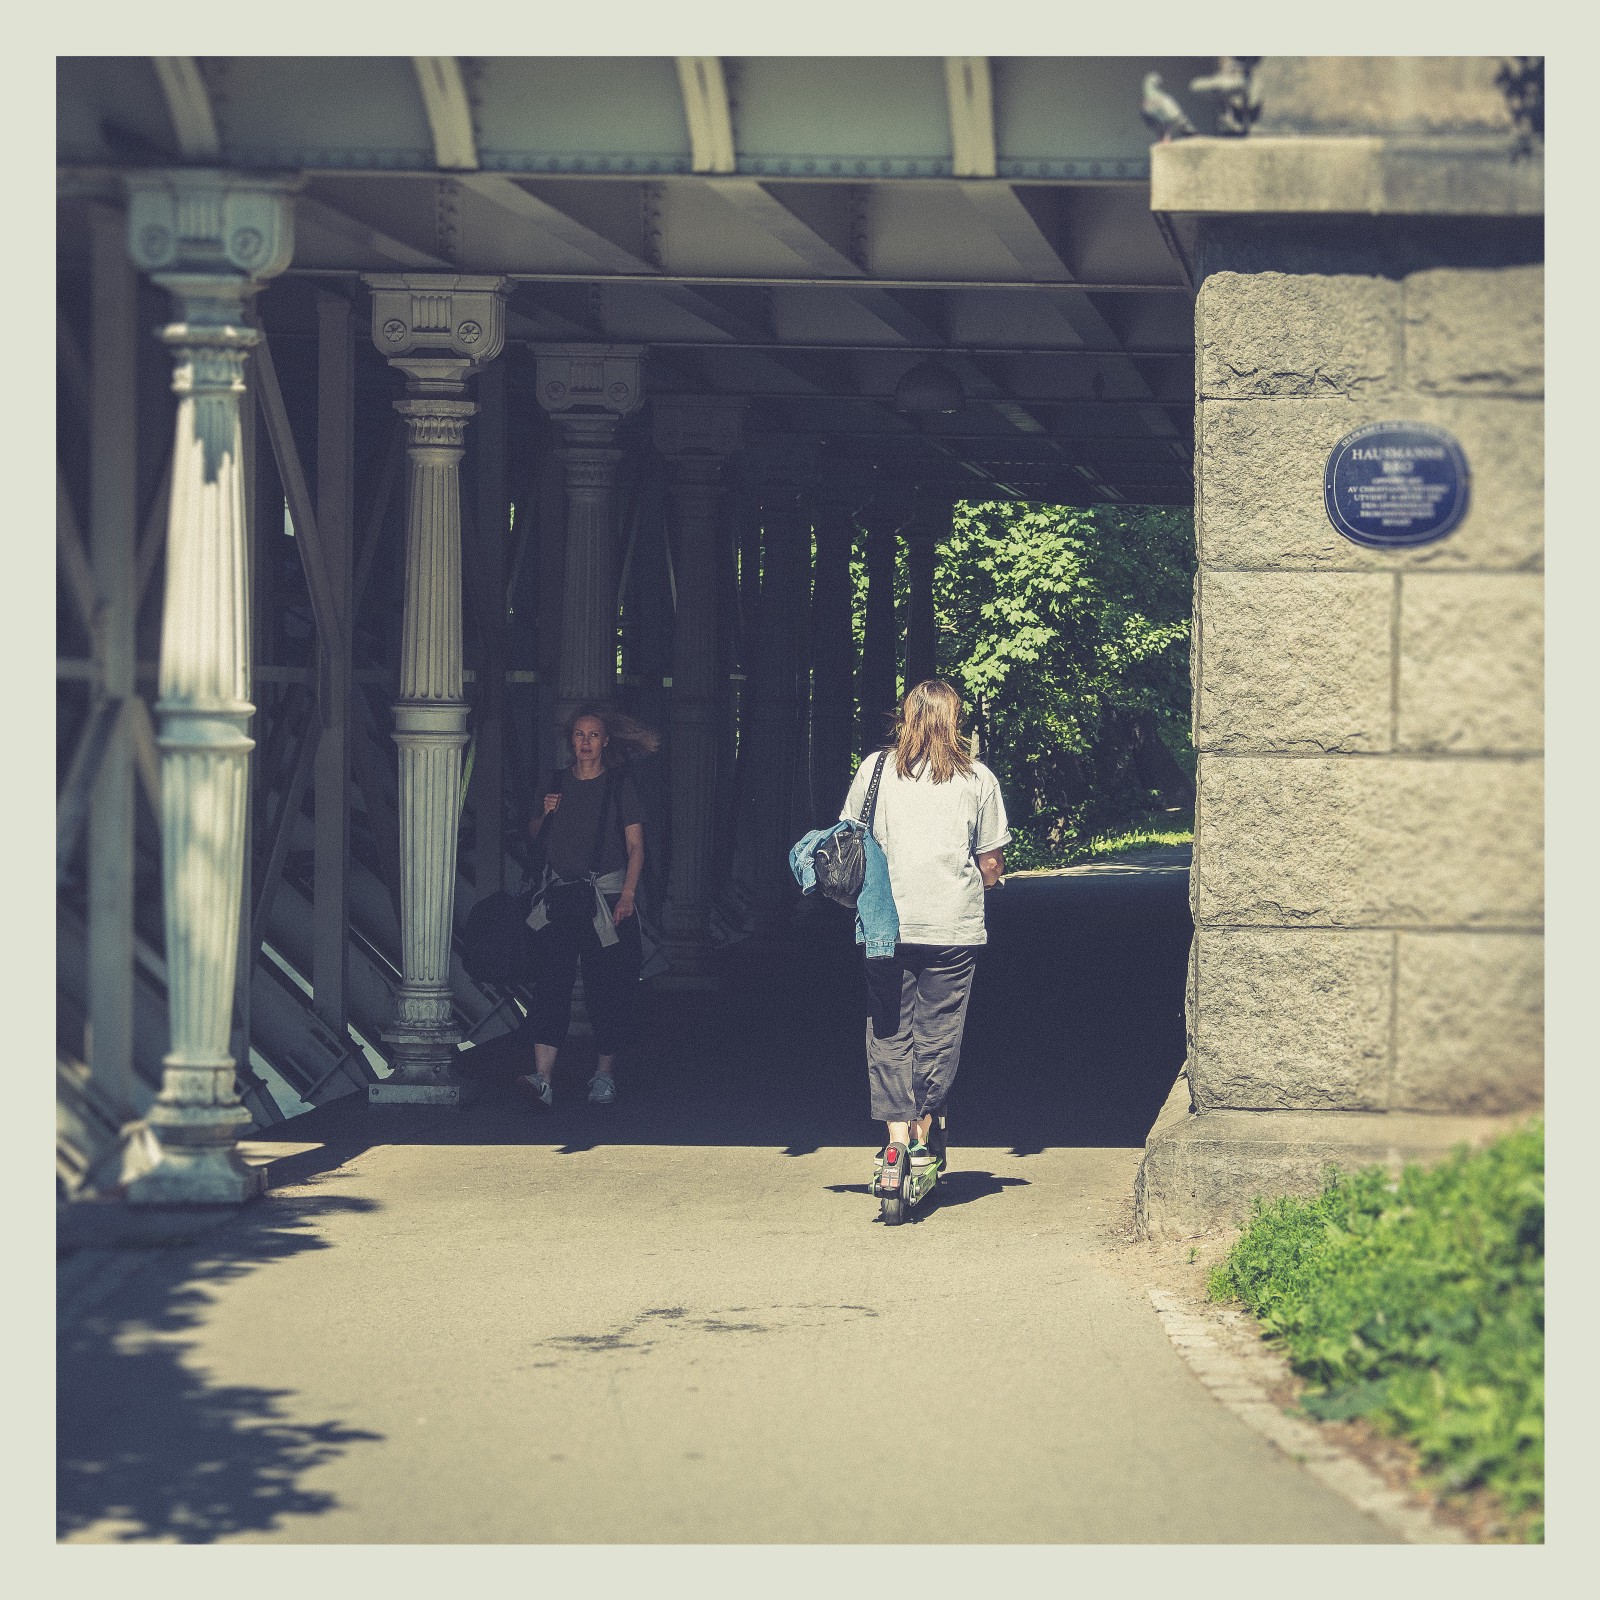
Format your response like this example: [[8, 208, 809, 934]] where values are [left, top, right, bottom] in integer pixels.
[[1189, 261, 1543, 1118]]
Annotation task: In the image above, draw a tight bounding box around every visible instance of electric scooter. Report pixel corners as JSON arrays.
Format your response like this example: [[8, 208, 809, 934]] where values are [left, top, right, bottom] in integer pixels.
[[871, 1113, 948, 1225]]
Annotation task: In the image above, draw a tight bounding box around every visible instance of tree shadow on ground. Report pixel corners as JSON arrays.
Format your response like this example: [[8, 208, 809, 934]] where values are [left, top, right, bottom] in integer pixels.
[[57, 1194, 385, 1543], [254, 852, 1193, 1174]]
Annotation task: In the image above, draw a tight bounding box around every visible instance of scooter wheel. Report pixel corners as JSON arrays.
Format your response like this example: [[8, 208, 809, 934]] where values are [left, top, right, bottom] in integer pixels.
[[880, 1191, 906, 1226]]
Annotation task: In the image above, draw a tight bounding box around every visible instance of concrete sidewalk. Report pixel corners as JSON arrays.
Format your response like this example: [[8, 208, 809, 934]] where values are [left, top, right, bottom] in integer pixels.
[[58, 1124, 1392, 1543], [59, 850, 1396, 1542]]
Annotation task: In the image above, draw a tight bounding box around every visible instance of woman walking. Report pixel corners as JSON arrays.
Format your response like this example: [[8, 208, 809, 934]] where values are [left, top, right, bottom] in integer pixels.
[[840, 679, 1009, 1202], [516, 705, 658, 1108]]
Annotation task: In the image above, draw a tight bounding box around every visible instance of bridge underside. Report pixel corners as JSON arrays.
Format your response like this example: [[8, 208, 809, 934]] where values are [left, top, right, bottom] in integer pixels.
[[57, 55, 1542, 1231], [57, 54, 1207, 1192]]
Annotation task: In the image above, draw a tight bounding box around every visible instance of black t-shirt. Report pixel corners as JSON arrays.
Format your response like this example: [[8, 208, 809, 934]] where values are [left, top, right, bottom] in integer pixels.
[[540, 767, 644, 880]]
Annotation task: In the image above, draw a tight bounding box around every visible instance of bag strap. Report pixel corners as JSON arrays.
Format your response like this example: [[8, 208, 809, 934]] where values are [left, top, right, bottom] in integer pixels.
[[859, 750, 889, 831], [587, 770, 619, 875]]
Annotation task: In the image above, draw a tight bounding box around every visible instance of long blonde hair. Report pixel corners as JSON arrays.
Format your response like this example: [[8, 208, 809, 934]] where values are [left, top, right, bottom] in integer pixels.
[[891, 679, 973, 784], [561, 703, 661, 768]]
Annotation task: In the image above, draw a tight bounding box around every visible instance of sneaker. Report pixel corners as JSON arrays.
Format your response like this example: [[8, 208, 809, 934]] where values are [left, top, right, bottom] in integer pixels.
[[587, 1073, 617, 1105], [909, 1141, 939, 1171], [516, 1073, 554, 1109]]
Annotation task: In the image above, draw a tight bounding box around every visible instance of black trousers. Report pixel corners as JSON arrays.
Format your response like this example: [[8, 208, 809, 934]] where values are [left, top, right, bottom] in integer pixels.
[[525, 911, 643, 1055], [863, 944, 979, 1122]]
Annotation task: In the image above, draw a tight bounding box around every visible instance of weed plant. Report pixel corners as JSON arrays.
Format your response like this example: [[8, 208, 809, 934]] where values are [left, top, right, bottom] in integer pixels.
[[1208, 1123, 1544, 1540]]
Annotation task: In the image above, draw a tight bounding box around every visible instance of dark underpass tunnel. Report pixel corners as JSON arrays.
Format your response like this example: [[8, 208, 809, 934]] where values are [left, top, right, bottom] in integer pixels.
[[441, 850, 1193, 1157]]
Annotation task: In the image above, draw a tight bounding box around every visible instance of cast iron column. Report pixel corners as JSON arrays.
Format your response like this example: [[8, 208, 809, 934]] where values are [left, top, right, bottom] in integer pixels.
[[653, 398, 745, 987], [123, 170, 298, 1203], [741, 453, 814, 923], [365, 273, 511, 1104], [810, 484, 860, 821], [533, 345, 646, 734]]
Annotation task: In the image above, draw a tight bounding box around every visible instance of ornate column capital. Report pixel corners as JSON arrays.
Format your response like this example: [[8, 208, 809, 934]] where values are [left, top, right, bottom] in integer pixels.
[[364, 273, 512, 371], [533, 343, 647, 419], [555, 429, 625, 489], [125, 169, 300, 291], [652, 395, 747, 467], [393, 395, 477, 450], [126, 172, 301, 446]]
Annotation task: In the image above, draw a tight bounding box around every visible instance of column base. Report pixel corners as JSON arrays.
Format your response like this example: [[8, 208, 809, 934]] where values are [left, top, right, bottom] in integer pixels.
[[125, 1144, 269, 1207], [368, 1079, 478, 1108], [653, 969, 718, 992], [1135, 1097, 1536, 1239], [375, 1021, 476, 1107], [655, 932, 717, 990]]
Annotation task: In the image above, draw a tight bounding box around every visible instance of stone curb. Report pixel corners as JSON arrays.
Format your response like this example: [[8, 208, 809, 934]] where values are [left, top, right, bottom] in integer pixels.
[[1147, 1286, 1465, 1544]]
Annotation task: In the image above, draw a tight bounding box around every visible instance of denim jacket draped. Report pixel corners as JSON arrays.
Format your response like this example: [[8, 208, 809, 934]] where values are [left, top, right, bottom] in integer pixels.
[[788, 824, 900, 958]]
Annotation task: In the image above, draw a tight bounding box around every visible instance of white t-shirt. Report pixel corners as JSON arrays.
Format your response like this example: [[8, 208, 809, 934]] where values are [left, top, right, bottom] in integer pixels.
[[840, 752, 1012, 947]]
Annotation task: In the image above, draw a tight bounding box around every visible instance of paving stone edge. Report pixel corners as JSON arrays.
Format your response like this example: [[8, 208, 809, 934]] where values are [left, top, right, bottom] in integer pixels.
[[1146, 1286, 1466, 1544]]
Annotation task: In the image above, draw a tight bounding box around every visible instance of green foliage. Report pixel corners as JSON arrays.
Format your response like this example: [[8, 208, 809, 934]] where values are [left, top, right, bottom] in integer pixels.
[[1208, 1123, 1545, 1539], [847, 500, 1194, 859], [935, 502, 1194, 857]]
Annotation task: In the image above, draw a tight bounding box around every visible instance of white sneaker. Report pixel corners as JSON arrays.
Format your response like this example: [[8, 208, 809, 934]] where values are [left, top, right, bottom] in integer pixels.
[[587, 1074, 617, 1105], [518, 1073, 554, 1109]]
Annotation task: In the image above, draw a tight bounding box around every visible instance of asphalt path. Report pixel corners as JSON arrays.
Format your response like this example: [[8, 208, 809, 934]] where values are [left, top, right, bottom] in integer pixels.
[[57, 849, 1393, 1543]]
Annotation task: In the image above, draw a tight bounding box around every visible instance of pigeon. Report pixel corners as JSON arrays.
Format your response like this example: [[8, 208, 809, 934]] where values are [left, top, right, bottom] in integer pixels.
[[1141, 73, 1197, 143], [1189, 57, 1262, 136], [1189, 56, 1252, 97]]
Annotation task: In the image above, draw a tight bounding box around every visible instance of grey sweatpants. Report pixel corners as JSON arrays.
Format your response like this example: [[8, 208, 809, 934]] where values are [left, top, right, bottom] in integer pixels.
[[863, 944, 979, 1123]]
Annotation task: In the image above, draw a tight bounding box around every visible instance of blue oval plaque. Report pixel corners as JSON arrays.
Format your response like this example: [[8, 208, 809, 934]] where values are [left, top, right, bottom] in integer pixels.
[[1323, 421, 1470, 548]]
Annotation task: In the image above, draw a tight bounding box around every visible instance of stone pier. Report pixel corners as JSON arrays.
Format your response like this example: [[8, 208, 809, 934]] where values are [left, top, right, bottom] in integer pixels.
[[1136, 57, 1543, 1235]]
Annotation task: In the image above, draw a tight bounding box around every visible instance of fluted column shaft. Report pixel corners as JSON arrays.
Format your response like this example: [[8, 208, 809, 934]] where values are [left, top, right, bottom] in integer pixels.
[[552, 415, 624, 727], [383, 384, 475, 1086], [144, 306, 260, 1195], [810, 499, 858, 823], [660, 460, 725, 985], [745, 489, 811, 921], [363, 273, 511, 1105], [123, 172, 299, 1204], [532, 344, 646, 744], [652, 396, 744, 982]]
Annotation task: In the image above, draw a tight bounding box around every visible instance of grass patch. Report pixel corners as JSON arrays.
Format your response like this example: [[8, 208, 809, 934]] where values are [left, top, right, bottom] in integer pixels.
[[1008, 809, 1193, 872], [1208, 1122, 1544, 1541], [1075, 819, 1193, 864]]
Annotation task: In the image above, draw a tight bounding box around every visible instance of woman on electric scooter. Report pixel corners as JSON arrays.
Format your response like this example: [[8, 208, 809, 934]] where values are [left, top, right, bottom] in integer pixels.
[[515, 704, 658, 1109], [840, 679, 1010, 1211]]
